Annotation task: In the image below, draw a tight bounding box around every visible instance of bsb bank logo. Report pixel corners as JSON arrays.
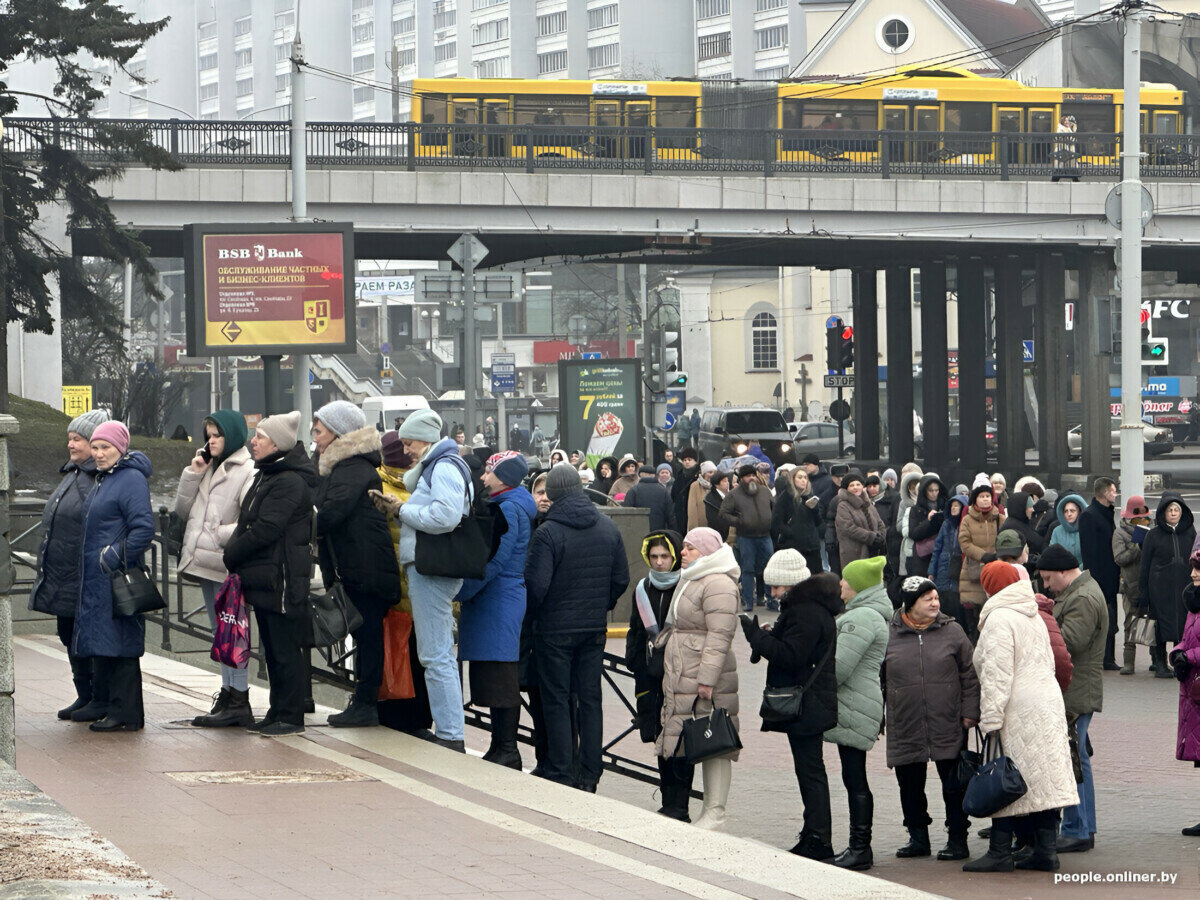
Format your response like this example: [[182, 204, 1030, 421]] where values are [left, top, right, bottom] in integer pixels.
[[305, 299, 330, 335]]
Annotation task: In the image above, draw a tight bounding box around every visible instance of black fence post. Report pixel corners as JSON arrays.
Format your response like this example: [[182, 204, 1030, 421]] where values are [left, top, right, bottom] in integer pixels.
[[406, 122, 416, 172], [1000, 134, 1010, 181], [169, 118, 179, 157], [644, 127, 653, 174], [526, 130, 535, 173], [763, 133, 773, 177], [880, 131, 890, 179]]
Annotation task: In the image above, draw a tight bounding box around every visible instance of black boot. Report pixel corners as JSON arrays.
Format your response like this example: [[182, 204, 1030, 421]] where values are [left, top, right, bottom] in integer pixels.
[[1103, 632, 1120, 670], [791, 830, 836, 860], [1154, 643, 1175, 679], [327, 696, 379, 727], [938, 830, 970, 861], [191, 688, 229, 727], [1015, 825, 1060, 871], [194, 688, 253, 728], [833, 794, 874, 870], [896, 827, 931, 858], [656, 756, 692, 823], [487, 707, 523, 770], [963, 819, 1015, 872], [59, 655, 94, 720]]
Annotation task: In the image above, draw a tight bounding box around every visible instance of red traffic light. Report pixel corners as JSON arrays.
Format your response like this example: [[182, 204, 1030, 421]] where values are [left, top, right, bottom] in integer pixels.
[[842, 326, 854, 340]]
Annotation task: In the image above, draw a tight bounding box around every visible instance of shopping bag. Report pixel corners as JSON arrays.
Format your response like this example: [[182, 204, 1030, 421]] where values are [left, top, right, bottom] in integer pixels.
[[378, 609, 416, 701], [211, 574, 251, 669]]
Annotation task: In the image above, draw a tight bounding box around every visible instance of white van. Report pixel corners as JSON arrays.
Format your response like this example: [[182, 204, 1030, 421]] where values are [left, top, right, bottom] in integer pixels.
[[361, 395, 432, 431]]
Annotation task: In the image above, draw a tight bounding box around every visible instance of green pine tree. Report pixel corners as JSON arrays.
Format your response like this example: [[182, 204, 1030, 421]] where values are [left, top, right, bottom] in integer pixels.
[[0, 0, 181, 413]]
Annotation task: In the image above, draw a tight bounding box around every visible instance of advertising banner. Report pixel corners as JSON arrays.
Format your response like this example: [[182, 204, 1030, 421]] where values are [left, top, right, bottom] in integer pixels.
[[558, 358, 644, 469], [184, 222, 355, 357]]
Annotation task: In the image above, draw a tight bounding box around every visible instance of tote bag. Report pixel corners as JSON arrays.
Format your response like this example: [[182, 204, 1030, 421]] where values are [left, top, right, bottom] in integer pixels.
[[211, 574, 251, 669]]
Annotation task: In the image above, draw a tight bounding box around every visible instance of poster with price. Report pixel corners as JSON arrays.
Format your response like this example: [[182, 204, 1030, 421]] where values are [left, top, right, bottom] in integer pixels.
[[558, 358, 644, 469]]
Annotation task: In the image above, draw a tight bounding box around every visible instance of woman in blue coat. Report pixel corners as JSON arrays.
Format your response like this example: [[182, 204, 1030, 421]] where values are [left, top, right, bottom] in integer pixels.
[[457, 451, 537, 768], [1049, 493, 1087, 564], [74, 421, 155, 732]]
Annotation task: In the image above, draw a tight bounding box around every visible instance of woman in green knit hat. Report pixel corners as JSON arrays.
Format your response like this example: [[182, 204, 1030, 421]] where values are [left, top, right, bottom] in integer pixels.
[[824, 555, 891, 871]]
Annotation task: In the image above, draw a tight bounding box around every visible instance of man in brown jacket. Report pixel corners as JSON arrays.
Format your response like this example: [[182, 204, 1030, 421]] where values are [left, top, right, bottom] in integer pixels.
[[1038, 543, 1108, 855], [721, 464, 774, 612]]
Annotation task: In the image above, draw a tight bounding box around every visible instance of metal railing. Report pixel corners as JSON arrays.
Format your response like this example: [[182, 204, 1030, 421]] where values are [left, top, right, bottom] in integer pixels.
[[5, 116, 1200, 180]]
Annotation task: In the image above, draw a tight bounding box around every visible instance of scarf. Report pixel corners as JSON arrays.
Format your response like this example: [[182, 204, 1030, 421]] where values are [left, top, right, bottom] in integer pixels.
[[901, 610, 934, 631], [697, 474, 711, 490], [403, 444, 434, 493], [666, 544, 738, 626], [648, 568, 681, 590]]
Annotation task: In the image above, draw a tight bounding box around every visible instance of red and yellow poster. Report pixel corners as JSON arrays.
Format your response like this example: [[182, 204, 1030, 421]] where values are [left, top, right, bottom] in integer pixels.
[[189, 226, 353, 354]]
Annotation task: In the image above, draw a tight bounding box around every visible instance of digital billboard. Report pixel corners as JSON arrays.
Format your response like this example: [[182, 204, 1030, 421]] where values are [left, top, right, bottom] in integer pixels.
[[558, 358, 644, 469]]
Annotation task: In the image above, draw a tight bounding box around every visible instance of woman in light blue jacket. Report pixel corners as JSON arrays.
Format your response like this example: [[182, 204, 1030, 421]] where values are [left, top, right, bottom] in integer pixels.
[[1049, 493, 1087, 564]]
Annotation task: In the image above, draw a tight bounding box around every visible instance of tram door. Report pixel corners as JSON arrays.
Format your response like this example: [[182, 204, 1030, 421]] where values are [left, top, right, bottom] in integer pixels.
[[914, 105, 939, 162], [883, 105, 938, 162], [883, 105, 909, 162], [450, 98, 511, 157], [1029, 107, 1055, 165], [593, 99, 652, 158], [998, 107, 1022, 164]]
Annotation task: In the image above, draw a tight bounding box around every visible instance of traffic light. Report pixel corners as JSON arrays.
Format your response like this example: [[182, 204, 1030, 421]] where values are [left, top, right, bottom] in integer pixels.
[[666, 371, 688, 389], [1141, 323, 1168, 366], [650, 330, 681, 389], [826, 316, 843, 373], [839, 325, 855, 370]]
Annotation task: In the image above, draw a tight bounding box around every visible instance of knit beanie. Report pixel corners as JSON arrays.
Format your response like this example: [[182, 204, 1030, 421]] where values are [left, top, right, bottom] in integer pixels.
[[639, 464, 656, 476], [1036, 543, 1080, 572], [679, 446, 698, 461], [314, 400, 366, 436], [683, 527, 723, 557], [980, 560, 1023, 597], [91, 420, 130, 455], [973, 472, 992, 489], [487, 450, 529, 487], [991, 472, 1007, 488], [256, 410, 300, 452], [801, 453, 820, 467], [700, 460, 717, 477], [898, 576, 937, 611], [842, 470, 864, 489], [68, 408, 110, 440], [656, 463, 673, 478], [397, 408, 443, 444], [842, 556, 885, 592], [381, 431, 411, 468], [881, 468, 898, 484], [764, 549, 810, 587], [901, 462, 923, 476], [204, 409, 248, 464], [545, 462, 582, 500]]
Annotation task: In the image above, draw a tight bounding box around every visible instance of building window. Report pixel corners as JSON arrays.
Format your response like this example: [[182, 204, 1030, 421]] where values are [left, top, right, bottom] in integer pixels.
[[354, 85, 375, 104], [474, 55, 510, 78], [433, 1, 456, 30], [234, 16, 252, 36], [755, 24, 788, 51], [587, 4, 618, 30], [434, 41, 457, 62], [236, 77, 254, 97], [697, 32, 731, 60], [235, 48, 253, 67], [756, 65, 787, 80], [472, 18, 509, 45], [749, 310, 778, 370], [877, 16, 913, 53], [538, 11, 566, 35], [276, 0, 295, 10], [696, 0, 730, 19], [393, 15, 415, 34], [353, 0, 373, 10], [276, 73, 291, 92], [128, 61, 146, 80], [198, 21, 217, 40], [587, 42, 619, 69], [353, 53, 375, 73], [353, 21, 375, 43], [275, 11, 295, 32], [199, 82, 219, 100], [755, 0, 786, 10], [537, 49, 567, 74], [199, 52, 217, 70], [393, 47, 416, 67], [276, 43, 291, 61], [472, 0, 506, 8]]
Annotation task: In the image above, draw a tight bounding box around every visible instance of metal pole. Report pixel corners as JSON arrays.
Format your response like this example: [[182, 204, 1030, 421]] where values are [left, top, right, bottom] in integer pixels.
[[616, 263, 626, 357], [123, 260, 133, 353], [497, 285, 507, 453], [641, 264, 653, 462], [290, 25, 311, 427], [778, 266, 790, 412], [1119, 1, 1145, 496], [463, 241, 478, 440], [263, 355, 283, 415], [231, 358, 240, 411], [210, 356, 220, 411], [388, 50, 401, 123]]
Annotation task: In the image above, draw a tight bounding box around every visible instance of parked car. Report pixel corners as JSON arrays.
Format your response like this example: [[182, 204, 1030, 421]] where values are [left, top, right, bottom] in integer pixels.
[[1067, 417, 1174, 459], [698, 407, 795, 467], [787, 421, 856, 459]]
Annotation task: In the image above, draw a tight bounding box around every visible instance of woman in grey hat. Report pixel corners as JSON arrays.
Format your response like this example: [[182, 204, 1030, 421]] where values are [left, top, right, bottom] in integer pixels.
[[30, 409, 109, 720]]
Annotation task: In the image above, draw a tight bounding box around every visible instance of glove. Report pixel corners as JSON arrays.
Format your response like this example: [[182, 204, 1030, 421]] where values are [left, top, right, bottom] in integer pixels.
[[1171, 650, 1191, 682], [805, 496, 819, 509], [930, 512, 944, 528], [739, 613, 759, 642]]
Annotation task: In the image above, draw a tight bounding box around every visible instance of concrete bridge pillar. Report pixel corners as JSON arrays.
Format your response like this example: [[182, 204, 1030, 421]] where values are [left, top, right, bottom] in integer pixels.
[[994, 256, 1026, 477], [885, 267, 914, 463], [1077, 250, 1116, 478], [956, 258, 988, 472], [851, 268, 881, 460], [1035, 252, 1069, 480], [919, 262, 950, 471]]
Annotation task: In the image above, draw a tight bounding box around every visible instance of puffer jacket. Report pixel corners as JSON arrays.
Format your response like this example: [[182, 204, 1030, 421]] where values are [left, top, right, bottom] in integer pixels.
[[973, 579, 1080, 817], [396, 438, 473, 566], [174, 446, 255, 583], [1048, 493, 1087, 564], [1052, 570, 1108, 716], [929, 494, 968, 594], [1174, 585, 1200, 762], [834, 488, 885, 565], [223, 444, 317, 616], [73, 452, 155, 658], [883, 611, 979, 767], [525, 490, 630, 635], [30, 458, 99, 617], [744, 572, 840, 736], [457, 485, 537, 661], [655, 543, 741, 759], [1035, 592, 1074, 694], [959, 504, 1002, 608], [1141, 493, 1196, 644], [999, 491, 1046, 565], [1112, 519, 1145, 609], [824, 580, 891, 750], [316, 426, 401, 602], [894, 472, 924, 577]]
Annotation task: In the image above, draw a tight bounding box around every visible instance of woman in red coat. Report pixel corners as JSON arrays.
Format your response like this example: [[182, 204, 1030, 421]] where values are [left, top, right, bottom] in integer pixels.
[[1034, 592, 1074, 694], [1168, 552, 1200, 836]]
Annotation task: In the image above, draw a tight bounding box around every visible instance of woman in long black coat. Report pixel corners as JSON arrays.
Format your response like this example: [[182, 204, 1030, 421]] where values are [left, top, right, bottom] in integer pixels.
[[740, 572, 840, 861], [906, 475, 947, 576], [1139, 493, 1196, 674], [771, 467, 824, 574]]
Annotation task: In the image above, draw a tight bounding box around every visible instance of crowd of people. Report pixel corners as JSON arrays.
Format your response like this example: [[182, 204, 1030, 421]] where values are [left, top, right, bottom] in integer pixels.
[[31, 411, 1200, 872]]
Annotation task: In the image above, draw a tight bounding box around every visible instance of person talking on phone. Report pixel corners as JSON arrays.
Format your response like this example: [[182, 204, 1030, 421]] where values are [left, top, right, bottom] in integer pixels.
[[174, 409, 256, 727]]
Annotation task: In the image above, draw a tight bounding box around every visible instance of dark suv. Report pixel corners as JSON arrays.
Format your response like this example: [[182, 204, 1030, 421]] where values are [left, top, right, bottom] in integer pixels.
[[697, 407, 794, 467]]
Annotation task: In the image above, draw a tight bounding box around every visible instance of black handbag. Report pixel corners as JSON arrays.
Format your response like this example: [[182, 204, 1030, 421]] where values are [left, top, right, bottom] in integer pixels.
[[759, 637, 835, 724], [962, 733, 1028, 818], [413, 462, 501, 580], [302, 536, 364, 648], [679, 697, 742, 764], [105, 541, 166, 617], [950, 726, 985, 794]]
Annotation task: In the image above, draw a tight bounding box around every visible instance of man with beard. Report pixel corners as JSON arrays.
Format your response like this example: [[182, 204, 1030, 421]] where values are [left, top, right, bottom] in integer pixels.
[[721, 464, 774, 612]]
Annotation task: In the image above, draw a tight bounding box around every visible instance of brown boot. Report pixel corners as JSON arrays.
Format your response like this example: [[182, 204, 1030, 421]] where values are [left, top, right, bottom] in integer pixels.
[[1120, 644, 1135, 675]]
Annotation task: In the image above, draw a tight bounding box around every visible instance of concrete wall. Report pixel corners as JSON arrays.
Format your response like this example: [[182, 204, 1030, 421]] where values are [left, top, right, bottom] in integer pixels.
[[601, 506, 650, 627]]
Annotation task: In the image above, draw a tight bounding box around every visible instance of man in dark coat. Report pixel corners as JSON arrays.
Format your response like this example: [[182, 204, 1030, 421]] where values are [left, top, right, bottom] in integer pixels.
[[1078, 477, 1121, 670], [623, 464, 676, 531], [801, 454, 836, 506], [704, 470, 735, 541], [526, 465, 630, 791], [671, 447, 701, 532]]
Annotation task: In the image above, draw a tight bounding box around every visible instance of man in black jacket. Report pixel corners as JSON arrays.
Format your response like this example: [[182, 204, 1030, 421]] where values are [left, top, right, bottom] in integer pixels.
[[671, 447, 700, 531], [526, 465, 630, 791], [624, 464, 676, 531], [1079, 476, 1122, 670]]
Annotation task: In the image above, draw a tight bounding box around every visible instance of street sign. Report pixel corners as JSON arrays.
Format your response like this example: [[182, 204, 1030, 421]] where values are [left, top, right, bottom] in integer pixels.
[[474, 273, 517, 302], [381, 377, 393, 389], [380, 368, 393, 379], [823, 373, 855, 388], [582, 352, 602, 360], [825, 315, 843, 329], [1022, 340, 1034, 363], [447, 234, 488, 270], [664, 411, 677, 430], [829, 399, 852, 421], [490, 351, 516, 393], [61, 385, 93, 417], [666, 387, 686, 417]]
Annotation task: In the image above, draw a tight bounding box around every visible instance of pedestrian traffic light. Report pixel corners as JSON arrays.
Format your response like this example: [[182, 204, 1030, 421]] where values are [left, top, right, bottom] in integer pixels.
[[667, 371, 688, 388], [826, 317, 843, 373], [839, 325, 855, 370], [1141, 323, 1168, 366]]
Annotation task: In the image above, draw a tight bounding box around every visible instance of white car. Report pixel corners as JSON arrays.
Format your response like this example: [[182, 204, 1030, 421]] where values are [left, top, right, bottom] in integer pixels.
[[1067, 418, 1174, 459]]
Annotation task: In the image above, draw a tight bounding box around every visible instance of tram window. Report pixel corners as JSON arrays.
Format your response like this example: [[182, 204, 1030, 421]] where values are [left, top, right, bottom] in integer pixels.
[[1061, 104, 1115, 133], [1153, 111, 1180, 134], [944, 102, 991, 132], [513, 96, 589, 127], [655, 97, 697, 129], [783, 99, 876, 130], [419, 95, 448, 146]]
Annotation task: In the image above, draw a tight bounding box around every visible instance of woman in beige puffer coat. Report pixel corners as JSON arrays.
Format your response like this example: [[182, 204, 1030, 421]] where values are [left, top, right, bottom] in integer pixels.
[[655, 526, 740, 830], [958, 484, 1005, 638]]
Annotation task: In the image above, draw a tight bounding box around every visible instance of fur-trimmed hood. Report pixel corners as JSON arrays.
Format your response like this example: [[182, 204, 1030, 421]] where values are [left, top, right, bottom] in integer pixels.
[[783, 571, 843, 616], [318, 425, 383, 475]]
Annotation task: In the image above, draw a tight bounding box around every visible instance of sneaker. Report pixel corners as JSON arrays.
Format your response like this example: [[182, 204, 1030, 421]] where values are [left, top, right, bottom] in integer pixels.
[[247, 716, 278, 734], [258, 721, 305, 737], [327, 697, 380, 728]]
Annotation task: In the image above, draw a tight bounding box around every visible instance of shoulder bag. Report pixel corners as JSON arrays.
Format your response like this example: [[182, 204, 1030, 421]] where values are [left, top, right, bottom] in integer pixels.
[[679, 697, 742, 764], [962, 732, 1028, 818], [950, 726, 985, 794], [413, 456, 500, 580], [759, 634, 835, 723], [104, 540, 166, 617], [302, 533, 364, 648], [1129, 615, 1157, 647]]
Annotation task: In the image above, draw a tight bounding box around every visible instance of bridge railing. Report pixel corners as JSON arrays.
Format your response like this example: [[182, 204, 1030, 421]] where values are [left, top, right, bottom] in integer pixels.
[[5, 116, 1199, 180]]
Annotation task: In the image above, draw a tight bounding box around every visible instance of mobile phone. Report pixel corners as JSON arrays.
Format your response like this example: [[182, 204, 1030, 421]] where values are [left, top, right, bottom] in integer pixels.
[[199, 445, 213, 463]]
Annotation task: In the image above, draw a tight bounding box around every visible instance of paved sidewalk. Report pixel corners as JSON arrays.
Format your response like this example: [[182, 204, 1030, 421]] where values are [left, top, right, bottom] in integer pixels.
[[12, 635, 934, 900]]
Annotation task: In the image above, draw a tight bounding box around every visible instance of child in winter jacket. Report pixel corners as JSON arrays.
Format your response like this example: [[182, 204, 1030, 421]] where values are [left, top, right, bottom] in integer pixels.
[[930, 493, 968, 628]]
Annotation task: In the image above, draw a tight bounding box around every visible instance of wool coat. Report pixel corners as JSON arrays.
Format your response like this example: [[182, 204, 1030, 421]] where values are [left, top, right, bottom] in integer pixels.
[[883, 611, 980, 767], [672, 465, 700, 534], [457, 485, 537, 662], [834, 489, 886, 566], [1140, 493, 1196, 645], [1173, 585, 1200, 762], [1079, 498, 1121, 604], [704, 489, 734, 541], [173, 446, 255, 584], [1035, 593, 1074, 695], [30, 458, 99, 617], [973, 579, 1080, 817], [1052, 570, 1108, 716], [656, 543, 741, 760], [771, 482, 824, 557], [958, 504, 1002, 608], [824, 580, 891, 750], [999, 492, 1046, 563], [686, 478, 709, 533], [623, 476, 677, 532], [744, 574, 840, 736], [72, 452, 155, 658]]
